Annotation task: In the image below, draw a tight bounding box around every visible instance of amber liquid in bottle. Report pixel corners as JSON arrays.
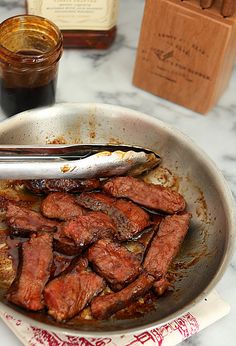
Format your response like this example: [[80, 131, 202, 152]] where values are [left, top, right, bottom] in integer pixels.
[[62, 27, 117, 49], [26, 0, 119, 49]]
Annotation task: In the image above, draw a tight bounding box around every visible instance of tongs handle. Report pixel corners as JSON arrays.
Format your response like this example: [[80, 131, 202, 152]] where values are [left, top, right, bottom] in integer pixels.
[[0, 144, 161, 179], [0, 144, 159, 161]]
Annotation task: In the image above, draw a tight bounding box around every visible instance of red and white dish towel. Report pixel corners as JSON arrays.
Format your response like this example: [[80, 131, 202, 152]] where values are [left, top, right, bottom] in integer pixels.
[[0, 291, 230, 346]]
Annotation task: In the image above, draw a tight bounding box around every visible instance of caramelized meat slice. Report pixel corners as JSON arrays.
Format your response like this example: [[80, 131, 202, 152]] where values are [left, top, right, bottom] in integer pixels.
[[91, 273, 154, 320], [41, 192, 84, 220], [88, 239, 141, 290], [60, 212, 115, 247], [143, 213, 191, 279], [44, 267, 105, 321], [24, 178, 100, 194], [76, 192, 115, 211], [114, 199, 150, 240], [76, 192, 150, 241], [7, 233, 53, 311], [6, 203, 58, 235], [103, 176, 186, 214]]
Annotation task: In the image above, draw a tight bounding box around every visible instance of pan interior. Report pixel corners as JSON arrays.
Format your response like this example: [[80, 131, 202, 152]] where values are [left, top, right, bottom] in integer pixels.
[[0, 103, 231, 334]]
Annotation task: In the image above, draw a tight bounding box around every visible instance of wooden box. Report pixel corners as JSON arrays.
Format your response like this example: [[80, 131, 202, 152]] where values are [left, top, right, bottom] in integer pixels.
[[133, 0, 236, 114]]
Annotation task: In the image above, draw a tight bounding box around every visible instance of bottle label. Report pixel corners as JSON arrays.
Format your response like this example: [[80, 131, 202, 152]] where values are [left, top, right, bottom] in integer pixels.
[[27, 0, 119, 30]]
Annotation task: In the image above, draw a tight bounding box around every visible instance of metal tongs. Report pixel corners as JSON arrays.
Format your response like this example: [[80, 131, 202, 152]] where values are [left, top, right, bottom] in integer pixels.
[[0, 144, 161, 179]]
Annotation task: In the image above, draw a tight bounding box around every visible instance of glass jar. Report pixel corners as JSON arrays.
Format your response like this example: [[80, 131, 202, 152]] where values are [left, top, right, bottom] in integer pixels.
[[0, 15, 63, 117]]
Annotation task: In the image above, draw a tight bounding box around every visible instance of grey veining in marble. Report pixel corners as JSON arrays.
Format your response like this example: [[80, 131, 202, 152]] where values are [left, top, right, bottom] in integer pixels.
[[0, 0, 236, 345]]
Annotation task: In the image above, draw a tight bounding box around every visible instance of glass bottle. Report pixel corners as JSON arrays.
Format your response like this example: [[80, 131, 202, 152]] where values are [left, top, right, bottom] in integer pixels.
[[0, 15, 63, 117], [26, 0, 119, 49]]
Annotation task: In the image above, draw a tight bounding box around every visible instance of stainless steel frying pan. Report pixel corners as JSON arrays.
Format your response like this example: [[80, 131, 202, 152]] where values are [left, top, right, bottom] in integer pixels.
[[0, 103, 234, 336]]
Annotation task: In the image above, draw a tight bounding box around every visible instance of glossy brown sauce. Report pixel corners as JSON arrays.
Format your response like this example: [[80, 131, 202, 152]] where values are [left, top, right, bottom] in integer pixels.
[[0, 78, 56, 117], [114, 292, 157, 319], [6, 236, 26, 273], [50, 252, 74, 278], [0, 49, 56, 117], [62, 27, 117, 49]]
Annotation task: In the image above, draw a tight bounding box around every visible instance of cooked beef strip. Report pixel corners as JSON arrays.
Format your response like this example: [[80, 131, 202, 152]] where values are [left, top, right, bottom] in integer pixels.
[[24, 178, 100, 194], [114, 199, 150, 240], [143, 212, 191, 279], [6, 203, 58, 235], [76, 192, 114, 210], [7, 233, 53, 311], [60, 212, 115, 247], [76, 192, 150, 241], [41, 192, 84, 220], [103, 176, 186, 214], [90, 272, 155, 320], [88, 239, 141, 290], [153, 278, 171, 296], [44, 262, 105, 322]]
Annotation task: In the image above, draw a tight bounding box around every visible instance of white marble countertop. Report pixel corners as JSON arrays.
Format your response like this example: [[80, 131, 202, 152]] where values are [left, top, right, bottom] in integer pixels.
[[0, 0, 235, 345]]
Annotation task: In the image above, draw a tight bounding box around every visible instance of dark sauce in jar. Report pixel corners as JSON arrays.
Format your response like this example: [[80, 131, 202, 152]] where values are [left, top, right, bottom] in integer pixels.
[[0, 49, 56, 116], [0, 15, 63, 117], [0, 79, 56, 116]]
